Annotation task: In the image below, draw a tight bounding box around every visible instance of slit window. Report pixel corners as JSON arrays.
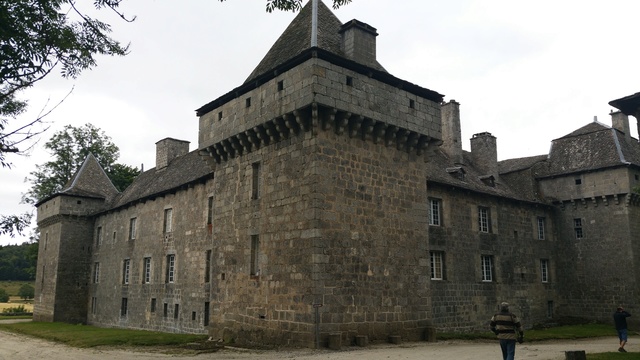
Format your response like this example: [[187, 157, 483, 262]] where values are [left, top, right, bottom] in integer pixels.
[[250, 235, 260, 276]]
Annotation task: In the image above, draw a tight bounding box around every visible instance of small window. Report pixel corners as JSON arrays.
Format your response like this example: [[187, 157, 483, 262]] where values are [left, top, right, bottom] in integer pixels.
[[481, 255, 493, 282], [478, 206, 491, 233], [96, 227, 102, 246], [547, 301, 554, 318], [252, 162, 260, 200], [537, 217, 546, 240], [129, 217, 137, 240], [174, 304, 179, 319], [91, 297, 97, 314], [121, 298, 128, 317], [574, 218, 583, 239], [205, 250, 212, 283], [429, 198, 441, 226], [207, 196, 214, 226], [93, 262, 100, 283], [635, 174, 639, 181], [246, 97, 251, 107], [409, 99, 415, 109], [122, 259, 130, 285], [113, 231, 117, 241], [430, 251, 444, 280], [277, 80, 284, 91], [44, 233, 48, 250], [540, 259, 549, 283], [346, 76, 353, 86], [192, 311, 197, 321], [166, 254, 176, 283], [163, 303, 168, 317], [575, 178, 582, 185], [77, 200, 82, 204], [143, 257, 151, 284], [250, 235, 260, 276], [163, 208, 173, 233], [218, 111, 222, 121], [151, 298, 157, 313], [204, 302, 210, 326]]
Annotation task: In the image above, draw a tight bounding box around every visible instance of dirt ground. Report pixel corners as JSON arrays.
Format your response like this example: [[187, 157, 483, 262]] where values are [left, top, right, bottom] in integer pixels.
[[0, 322, 633, 360]]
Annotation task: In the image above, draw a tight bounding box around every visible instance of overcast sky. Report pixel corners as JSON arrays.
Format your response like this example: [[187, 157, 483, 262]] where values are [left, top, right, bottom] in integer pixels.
[[2, 0, 640, 246]]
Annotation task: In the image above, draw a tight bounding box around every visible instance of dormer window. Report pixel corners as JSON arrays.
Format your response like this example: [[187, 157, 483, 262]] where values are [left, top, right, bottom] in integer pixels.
[[480, 175, 495, 187], [446, 167, 466, 181]]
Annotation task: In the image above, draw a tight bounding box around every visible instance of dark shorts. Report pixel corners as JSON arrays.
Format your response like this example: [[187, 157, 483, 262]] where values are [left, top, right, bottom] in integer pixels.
[[617, 329, 628, 342]]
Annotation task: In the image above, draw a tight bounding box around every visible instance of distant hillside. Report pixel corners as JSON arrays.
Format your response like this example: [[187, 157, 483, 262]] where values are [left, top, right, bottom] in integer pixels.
[[0, 242, 37, 281]]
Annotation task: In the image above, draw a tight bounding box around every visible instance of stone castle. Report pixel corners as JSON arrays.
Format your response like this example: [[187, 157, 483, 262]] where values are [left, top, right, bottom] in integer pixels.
[[34, 1, 640, 348]]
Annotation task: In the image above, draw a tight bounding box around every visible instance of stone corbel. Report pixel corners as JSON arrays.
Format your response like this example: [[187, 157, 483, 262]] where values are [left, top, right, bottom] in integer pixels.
[[372, 122, 386, 144], [336, 112, 351, 135], [348, 115, 363, 138]]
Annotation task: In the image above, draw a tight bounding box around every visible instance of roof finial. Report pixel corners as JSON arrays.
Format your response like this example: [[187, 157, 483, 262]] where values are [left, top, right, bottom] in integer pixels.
[[311, 0, 318, 47]]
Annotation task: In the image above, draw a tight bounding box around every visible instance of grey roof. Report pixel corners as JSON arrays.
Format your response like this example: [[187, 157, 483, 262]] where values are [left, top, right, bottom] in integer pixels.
[[37, 153, 119, 206], [110, 150, 212, 210], [535, 121, 640, 177], [498, 155, 547, 175], [245, 0, 386, 83], [427, 149, 545, 203]]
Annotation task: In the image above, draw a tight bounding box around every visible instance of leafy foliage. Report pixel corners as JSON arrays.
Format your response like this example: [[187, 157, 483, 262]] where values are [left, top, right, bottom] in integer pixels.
[[22, 123, 140, 205], [0, 213, 32, 238], [0, 243, 38, 281], [219, 0, 352, 13], [0, 288, 8, 303], [18, 284, 34, 300], [0, 0, 134, 168]]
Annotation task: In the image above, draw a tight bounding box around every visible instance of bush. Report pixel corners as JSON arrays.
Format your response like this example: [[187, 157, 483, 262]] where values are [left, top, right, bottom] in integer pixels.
[[18, 284, 34, 300], [0, 288, 9, 303], [1, 305, 31, 316]]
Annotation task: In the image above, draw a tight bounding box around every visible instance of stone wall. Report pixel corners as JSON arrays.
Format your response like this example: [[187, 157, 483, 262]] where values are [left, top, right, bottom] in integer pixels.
[[427, 182, 558, 330]]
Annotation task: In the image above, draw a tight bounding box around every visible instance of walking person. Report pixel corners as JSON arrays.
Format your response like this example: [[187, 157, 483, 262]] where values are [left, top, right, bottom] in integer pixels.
[[614, 306, 631, 352], [490, 302, 524, 360]]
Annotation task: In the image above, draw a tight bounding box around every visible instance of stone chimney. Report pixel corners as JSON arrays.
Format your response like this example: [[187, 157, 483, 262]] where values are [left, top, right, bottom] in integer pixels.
[[156, 138, 190, 170], [611, 110, 631, 142], [339, 19, 378, 68], [440, 100, 463, 164], [470, 132, 498, 176]]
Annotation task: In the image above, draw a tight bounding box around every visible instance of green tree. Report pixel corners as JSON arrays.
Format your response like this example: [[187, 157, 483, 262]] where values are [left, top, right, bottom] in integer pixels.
[[0, 288, 8, 303], [23, 123, 140, 205], [18, 284, 34, 301], [0, 0, 134, 168], [219, 0, 352, 12]]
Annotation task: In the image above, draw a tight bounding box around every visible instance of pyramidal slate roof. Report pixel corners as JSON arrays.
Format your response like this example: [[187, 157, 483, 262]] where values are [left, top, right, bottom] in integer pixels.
[[36, 153, 120, 206], [245, 0, 386, 83]]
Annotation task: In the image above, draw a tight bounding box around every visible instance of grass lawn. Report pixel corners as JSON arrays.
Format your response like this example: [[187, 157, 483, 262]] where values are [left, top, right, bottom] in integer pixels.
[[438, 323, 615, 342], [0, 281, 34, 296]]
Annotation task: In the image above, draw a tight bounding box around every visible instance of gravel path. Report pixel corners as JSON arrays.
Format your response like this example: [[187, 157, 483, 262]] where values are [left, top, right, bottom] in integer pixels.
[[0, 326, 632, 360]]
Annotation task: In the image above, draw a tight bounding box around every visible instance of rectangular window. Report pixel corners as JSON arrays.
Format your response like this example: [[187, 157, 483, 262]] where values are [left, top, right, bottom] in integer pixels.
[[547, 301, 554, 318], [113, 231, 117, 241], [429, 198, 441, 226], [91, 297, 97, 314], [166, 254, 175, 283], [192, 311, 196, 321], [96, 227, 102, 246], [93, 262, 100, 283], [537, 217, 546, 240], [250, 235, 260, 276], [207, 196, 214, 226], [481, 255, 493, 282], [204, 302, 210, 326], [251, 162, 260, 200], [163, 303, 168, 317], [205, 250, 212, 283], [574, 218, 583, 239], [540, 259, 549, 283], [163, 208, 173, 233], [430, 251, 444, 280], [121, 298, 128, 317], [151, 298, 156, 313], [174, 304, 179, 319], [129, 217, 137, 240], [478, 206, 491, 233], [122, 259, 130, 285], [143, 257, 151, 284]]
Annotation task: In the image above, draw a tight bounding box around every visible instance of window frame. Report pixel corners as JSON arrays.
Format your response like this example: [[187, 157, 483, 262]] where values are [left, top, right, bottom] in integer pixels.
[[430, 251, 444, 280], [143, 257, 151, 284], [478, 206, 491, 233], [540, 259, 549, 283], [163, 208, 173, 233], [129, 217, 137, 240], [166, 254, 176, 283], [120, 298, 128, 317], [481, 255, 493, 282], [537, 217, 546, 240], [250, 235, 260, 276], [93, 262, 100, 284], [574, 218, 584, 239], [429, 198, 441, 226], [122, 259, 130, 285]]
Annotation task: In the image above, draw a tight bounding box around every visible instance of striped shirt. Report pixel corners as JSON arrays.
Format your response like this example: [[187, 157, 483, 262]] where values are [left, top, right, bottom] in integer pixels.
[[490, 311, 523, 340]]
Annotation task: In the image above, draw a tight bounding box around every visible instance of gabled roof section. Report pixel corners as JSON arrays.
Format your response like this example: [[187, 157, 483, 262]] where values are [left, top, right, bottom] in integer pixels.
[[609, 92, 640, 116], [62, 153, 118, 199], [110, 149, 212, 210], [244, 0, 385, 84]]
